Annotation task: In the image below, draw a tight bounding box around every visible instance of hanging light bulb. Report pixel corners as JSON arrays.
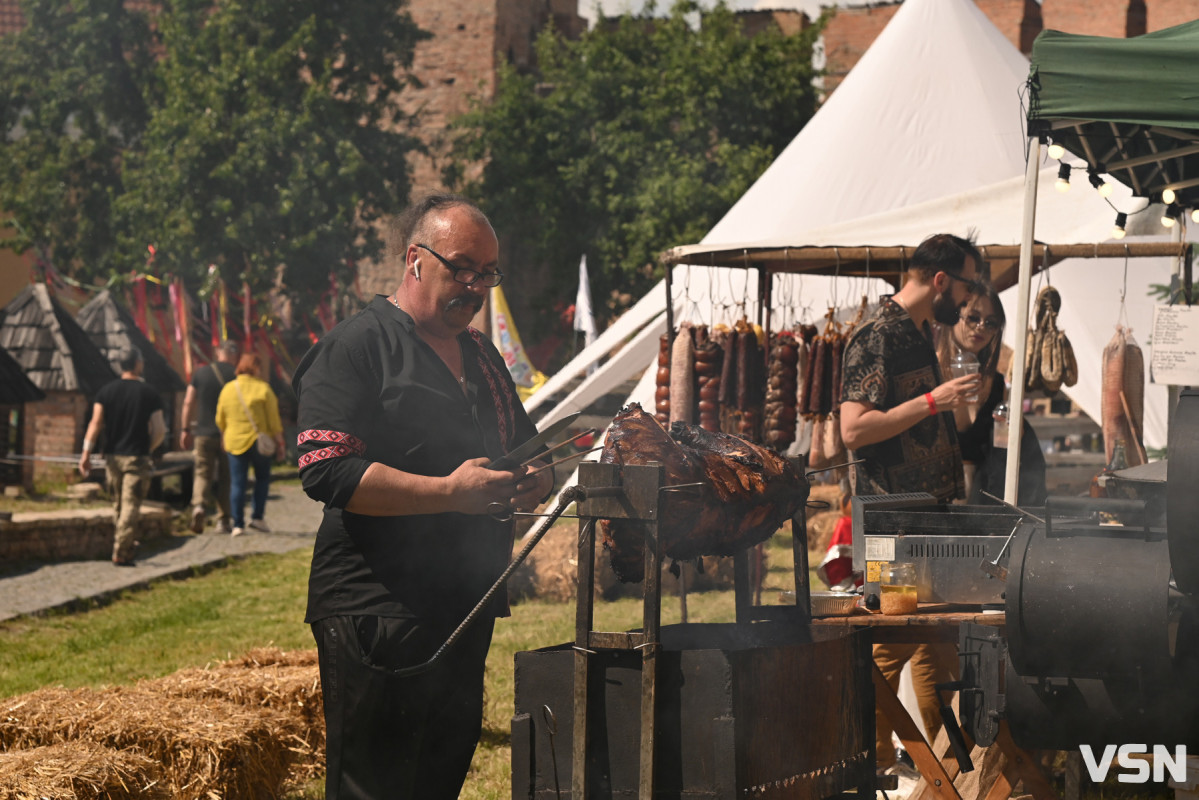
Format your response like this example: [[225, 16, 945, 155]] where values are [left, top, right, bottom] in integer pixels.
[[1112, 212, 1128, 240], [1055, 162, 1072, 193], [1162, 188, 1177, 205], [1047, 142, 1066, 160], [1088, 172, 1113, 198], [1192, 208, 1199, 223], [1162, 205, 1179, 228]]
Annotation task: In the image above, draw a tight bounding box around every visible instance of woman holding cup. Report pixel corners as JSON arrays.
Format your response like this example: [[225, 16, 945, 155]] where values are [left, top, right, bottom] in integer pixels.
[[935, 285, 1047, 504]]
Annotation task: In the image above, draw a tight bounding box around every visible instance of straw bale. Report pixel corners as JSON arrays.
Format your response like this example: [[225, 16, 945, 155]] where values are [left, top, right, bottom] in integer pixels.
[[0, 741, 165, 800], [141, 649, 324, 784], [0, 685, 294, 800]]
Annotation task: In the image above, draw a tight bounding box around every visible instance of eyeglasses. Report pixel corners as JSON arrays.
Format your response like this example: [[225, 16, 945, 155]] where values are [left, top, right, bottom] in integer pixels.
[[416, 243, 504, 287], [944, 272, 986, 293], [963, 313, 1002, 332]]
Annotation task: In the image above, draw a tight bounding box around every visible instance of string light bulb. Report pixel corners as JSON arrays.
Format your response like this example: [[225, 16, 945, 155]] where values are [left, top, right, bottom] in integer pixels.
[[1162, 188, 1177, 204], [1088, 172, 1113, 198], [1055, 162, 1072, 193], [1162, 205, 1179, 228], [1112, 212, 1128, 240], [1047, 142, 1066, 160]]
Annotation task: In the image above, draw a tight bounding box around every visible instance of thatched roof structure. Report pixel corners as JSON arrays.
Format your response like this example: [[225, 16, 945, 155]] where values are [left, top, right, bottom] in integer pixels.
[[77, 290, 186, 393], [0, 284, 116, 395], [0, 343, 44, 404]]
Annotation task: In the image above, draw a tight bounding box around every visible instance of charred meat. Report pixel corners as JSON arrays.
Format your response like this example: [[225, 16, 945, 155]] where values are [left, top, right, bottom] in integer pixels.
[[598, 403, 809, 582]]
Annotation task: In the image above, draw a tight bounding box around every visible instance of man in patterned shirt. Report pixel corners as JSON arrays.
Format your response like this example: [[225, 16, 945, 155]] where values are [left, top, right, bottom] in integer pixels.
[[293, 195, 554, 799], [839, 233, 983, 773]]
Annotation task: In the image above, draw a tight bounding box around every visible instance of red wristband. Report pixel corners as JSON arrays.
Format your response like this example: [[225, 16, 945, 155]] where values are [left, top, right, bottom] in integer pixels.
[[925, 392, 937, 416]]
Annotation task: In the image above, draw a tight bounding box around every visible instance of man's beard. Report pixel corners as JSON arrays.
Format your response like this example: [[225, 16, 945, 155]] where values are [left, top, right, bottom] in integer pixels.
[[447, 295, 484, 314], [932, 285, 963, 325]]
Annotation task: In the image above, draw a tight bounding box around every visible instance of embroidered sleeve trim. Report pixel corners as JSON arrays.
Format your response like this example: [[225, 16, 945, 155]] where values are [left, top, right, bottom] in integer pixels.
[[298, 444, 360, 470], [297, 429, 366, 454]]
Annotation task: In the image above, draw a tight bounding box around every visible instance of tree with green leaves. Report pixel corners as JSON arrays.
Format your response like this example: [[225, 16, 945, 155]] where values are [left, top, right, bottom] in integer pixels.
[[446, 0, 825, 341], [0, 0, 426, 294], [0, 0, 156, 275]]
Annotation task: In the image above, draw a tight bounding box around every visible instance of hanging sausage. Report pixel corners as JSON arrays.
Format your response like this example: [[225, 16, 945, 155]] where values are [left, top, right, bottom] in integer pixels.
[[655, 333, 672, 425], [669, 322, 696, 424], [694, 326, 724, 433], [1101, 326, 1146, 467], [764, 331, 800, 450]]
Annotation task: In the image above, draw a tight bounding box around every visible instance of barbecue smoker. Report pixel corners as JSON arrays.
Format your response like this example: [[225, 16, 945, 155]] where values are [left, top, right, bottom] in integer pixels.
[[512, 462, 877, 800], [852, 389, 1199, 750]]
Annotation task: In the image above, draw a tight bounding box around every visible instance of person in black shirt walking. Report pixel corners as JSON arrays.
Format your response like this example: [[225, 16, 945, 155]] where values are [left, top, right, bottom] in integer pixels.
[[294, 194, 554, 799], [180, 339, 240, 534], [78, 346, 166, 566]]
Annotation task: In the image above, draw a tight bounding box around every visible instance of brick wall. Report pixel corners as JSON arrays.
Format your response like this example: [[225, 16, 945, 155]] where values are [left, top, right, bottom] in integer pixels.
[[0, 506, 172, 563], [977, 0, 1042, 52], [736, 9, 810, 37], [22, 391, 88, 487], [823, 3, 900, 95], [1146, 0, 1199, 30], [1041, 0, 1146, 37], [822, 0, 1199, 100], [356, 0, 586, 300]]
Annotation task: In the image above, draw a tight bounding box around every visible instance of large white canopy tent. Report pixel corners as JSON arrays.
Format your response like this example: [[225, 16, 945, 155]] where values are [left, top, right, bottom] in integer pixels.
[[528, 0, 1034, 426], [532, 0, 1184, 509]]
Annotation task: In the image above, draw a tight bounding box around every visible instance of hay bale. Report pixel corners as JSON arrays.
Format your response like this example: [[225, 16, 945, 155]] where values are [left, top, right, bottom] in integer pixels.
[[0, 686, 294, 800], [0, 741, 165, 799], [143, 649, 324, 785]]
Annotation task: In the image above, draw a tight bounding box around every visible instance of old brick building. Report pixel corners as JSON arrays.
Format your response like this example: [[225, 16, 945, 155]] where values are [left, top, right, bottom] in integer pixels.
[[824, 0, 1199, 93], [357, 0, 587, 298]]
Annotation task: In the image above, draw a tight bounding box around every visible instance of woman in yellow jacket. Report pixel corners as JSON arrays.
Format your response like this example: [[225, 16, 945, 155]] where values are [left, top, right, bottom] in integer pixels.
[[215, 352, 285, 536]]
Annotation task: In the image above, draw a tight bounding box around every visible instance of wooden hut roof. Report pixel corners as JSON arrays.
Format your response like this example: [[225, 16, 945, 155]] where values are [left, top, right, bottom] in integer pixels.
[[77, 290, 186, 393], [0, 284, 116, 396], [0, 343, 45, 404]]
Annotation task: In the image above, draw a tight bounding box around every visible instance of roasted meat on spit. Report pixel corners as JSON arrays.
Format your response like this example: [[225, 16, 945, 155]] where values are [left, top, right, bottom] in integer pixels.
[[598, 403, 809, 582]]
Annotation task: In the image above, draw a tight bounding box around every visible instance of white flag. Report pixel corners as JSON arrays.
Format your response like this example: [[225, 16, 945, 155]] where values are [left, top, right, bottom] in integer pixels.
[[574, 255, 597, 347]]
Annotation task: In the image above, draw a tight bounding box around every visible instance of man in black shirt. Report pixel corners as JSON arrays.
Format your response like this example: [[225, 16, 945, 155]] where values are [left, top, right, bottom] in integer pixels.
[[78, 346, 166, 566], [839, 233, 983, 773], [294, 194, 553, 799], [180, 339, 239, 533]]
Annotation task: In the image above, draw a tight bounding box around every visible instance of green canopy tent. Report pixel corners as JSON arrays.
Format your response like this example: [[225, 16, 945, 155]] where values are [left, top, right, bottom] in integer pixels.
[[1004, 21, 1199, 503]]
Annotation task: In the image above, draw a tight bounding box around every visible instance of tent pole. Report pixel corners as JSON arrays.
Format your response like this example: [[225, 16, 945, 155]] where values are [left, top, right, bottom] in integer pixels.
[[1005, 137, 1041, 506]]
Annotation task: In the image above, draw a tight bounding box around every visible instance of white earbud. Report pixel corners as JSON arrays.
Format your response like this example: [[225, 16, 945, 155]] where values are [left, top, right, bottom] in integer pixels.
[[413, 259, 421, 281]]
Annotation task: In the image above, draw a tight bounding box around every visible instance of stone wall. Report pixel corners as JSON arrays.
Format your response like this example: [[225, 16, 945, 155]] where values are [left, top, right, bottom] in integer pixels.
[[0, 505, 172, 563]]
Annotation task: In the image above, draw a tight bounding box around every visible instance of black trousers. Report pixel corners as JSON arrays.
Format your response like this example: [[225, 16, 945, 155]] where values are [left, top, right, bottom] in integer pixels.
[[312, 613, 496, 800]]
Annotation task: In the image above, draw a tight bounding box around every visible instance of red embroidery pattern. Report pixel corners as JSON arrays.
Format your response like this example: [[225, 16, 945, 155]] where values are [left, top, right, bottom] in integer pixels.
[[298, 444, 358, 470], [468, 328, 517, 451], [297, 429, 366, 454]]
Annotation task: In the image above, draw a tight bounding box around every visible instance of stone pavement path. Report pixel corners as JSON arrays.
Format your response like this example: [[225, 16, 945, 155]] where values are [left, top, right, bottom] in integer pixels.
[[0, 483, 323, 622]]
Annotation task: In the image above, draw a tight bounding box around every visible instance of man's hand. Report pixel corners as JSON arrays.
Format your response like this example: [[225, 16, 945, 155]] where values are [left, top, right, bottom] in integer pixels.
[[77, 453, 91, 477], [180, 430, 193, 450], [512, 461, 554, 511], [930, 374, 982, 412], [444, 457, 520, 516]]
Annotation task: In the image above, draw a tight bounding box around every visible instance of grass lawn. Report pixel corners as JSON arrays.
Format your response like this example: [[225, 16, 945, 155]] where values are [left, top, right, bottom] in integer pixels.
[[0, 527, 816, 798]]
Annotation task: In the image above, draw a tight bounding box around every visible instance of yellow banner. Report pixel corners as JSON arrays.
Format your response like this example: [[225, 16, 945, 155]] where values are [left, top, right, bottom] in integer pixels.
[[490, 285, 546, 401]]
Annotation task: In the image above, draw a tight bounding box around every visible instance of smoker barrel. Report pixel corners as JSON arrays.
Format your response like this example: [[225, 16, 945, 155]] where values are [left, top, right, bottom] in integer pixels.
[[1006, 517, 1172, 680]]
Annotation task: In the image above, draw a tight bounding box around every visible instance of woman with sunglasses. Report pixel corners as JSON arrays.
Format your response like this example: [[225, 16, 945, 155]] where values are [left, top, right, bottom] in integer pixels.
[[935, 286, 1047, 505]]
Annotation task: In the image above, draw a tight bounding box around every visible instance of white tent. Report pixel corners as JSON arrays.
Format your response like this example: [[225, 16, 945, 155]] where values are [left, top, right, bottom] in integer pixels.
[[528, 0, 1033, 423], [530, 0, 1171, 459]]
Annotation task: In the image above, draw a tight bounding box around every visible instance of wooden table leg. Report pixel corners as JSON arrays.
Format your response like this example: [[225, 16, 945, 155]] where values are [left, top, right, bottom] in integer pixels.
[[872, 663, 963, 800], [995, 725, 1057, 800]]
